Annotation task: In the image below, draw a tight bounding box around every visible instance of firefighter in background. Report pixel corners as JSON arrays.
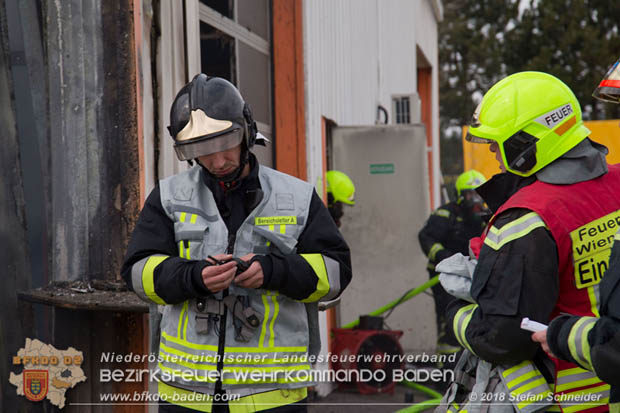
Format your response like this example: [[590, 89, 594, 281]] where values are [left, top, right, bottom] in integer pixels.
[[449, 71, 619, 412], [326, 170, 355, 227], [418, 169, 488, 357], [121, 74, 352, 412], [532, 59, 620, 411]]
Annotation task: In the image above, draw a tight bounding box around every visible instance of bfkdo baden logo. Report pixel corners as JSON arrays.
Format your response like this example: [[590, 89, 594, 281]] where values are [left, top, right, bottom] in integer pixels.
[[9, 338, 87, 409], [24, 370, 49, 402]]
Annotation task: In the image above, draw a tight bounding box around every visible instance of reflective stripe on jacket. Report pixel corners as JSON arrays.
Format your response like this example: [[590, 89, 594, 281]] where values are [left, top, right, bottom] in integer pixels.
[[436, 350, 553, 413], [158, 381, 307, 412]]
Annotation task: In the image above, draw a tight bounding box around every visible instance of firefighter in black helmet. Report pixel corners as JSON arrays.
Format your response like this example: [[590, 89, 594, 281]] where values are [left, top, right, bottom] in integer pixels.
[[122, 74, 352, 412], [168, 75, 262, 185]]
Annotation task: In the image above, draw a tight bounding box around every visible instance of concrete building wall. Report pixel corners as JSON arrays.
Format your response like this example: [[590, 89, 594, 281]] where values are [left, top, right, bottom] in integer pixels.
[[331, 125, 435, 354]]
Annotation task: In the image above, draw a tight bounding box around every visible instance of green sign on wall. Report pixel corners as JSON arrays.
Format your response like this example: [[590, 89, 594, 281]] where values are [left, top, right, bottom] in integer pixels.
[[369, 163, 395, 174]]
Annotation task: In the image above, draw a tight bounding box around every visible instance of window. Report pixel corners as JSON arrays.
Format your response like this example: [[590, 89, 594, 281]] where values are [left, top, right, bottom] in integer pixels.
[[394, 96, 410, 124], [199, 0, 273, 166], [392, 94, 421, 125], [200, 22, 236, 83]]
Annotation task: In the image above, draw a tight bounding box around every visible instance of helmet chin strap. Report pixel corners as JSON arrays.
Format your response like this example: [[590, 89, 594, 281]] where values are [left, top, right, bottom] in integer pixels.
[[197, 144, 250, 188]]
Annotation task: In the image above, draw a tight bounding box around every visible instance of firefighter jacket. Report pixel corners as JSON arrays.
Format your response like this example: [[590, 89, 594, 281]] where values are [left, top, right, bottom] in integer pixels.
[[121, 156, 352, 409], [418, 201, 486, 272], [547, 230, 620, 409], [448, 164, 620, 413]]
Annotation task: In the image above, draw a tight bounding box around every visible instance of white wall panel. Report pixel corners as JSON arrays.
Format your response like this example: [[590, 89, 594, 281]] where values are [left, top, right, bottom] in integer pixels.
[[303, 0, 441, 187], [157, 0, 189, 180]]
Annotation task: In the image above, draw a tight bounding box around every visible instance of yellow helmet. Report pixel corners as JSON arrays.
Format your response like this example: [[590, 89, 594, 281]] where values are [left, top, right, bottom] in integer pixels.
[[326, 170, 355, 205], [466, 72, 590, 177], [455, 170, 486, 197]]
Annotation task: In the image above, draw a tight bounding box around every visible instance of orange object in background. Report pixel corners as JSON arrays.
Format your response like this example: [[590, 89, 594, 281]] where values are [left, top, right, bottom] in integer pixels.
[[462, 119, 620, 179], [331, 328, 404, 395]]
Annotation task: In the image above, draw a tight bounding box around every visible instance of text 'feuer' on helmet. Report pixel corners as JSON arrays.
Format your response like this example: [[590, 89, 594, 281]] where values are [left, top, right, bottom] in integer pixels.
[[466, 71, 591, 177]]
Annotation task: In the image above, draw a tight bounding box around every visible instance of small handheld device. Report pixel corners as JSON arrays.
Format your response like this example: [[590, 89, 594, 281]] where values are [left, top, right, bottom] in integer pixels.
[[208, 255, 251, 276], [232, 257, 251, 275], [520, 317, 547, 332]]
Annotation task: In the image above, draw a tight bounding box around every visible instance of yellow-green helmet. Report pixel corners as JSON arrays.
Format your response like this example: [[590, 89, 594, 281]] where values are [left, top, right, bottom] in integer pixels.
[[326, 170, 355, 205], [455, 170, 486, 197], [466, 71, 591, 177]]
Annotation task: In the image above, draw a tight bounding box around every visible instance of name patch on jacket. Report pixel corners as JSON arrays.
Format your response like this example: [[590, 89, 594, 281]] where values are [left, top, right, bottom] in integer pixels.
[[570, 209, 620, 288], [255, 216, 297, 226]]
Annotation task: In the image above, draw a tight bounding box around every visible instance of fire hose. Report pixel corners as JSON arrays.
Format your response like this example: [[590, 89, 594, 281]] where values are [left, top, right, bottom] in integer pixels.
[[341, 275, 444, 412]]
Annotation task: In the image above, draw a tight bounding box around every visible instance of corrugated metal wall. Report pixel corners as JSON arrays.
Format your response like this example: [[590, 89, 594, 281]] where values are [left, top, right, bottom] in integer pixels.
[[155, 0, 192, 182], [1, 0, 145, 410], [0, 2, 32, 408], [304, 0, 380, 185], [38, 0, 141, 282]]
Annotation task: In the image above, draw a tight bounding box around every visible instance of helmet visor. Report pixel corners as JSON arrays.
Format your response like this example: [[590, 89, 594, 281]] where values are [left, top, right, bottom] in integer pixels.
[[465, 127, 495, 144], [174, 128, 244, 161], [465, 102, 495, 143], [593, 59, 620, 103]]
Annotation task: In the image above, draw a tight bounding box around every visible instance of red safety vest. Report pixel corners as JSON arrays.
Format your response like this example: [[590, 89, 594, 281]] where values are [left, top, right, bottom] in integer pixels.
[[482, 164, 620, 413]]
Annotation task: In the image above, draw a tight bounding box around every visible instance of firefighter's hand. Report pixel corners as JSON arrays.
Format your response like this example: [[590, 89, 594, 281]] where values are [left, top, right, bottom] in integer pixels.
[[202, 254, 236, 293], [234, 253, 263, 289], [531, 330, 556, 358]]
